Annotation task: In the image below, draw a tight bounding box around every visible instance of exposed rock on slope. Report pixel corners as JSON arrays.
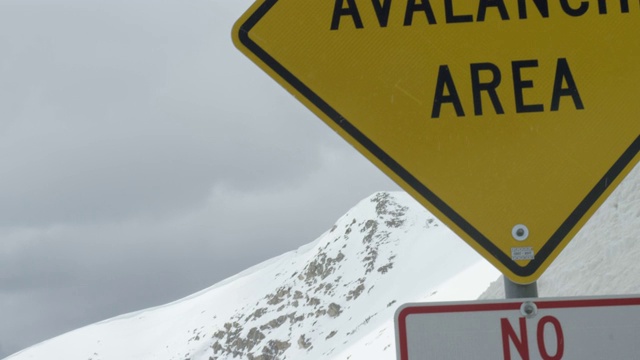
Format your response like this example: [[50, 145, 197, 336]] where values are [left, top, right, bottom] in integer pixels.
[[208, 192, 428, 359]]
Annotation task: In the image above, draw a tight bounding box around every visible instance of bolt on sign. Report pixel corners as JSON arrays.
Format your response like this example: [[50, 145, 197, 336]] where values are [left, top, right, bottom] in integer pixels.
[[395, 296, 640, 360], [233, 1, 640, 283]]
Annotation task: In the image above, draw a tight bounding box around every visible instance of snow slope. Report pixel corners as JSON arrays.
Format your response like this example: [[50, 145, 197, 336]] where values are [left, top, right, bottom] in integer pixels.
[[6, 162, 640, 360], [5, 192, 499, 360]]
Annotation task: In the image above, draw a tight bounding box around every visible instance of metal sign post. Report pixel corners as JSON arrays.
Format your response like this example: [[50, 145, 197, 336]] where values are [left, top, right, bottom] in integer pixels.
[[504, 278, 538, 299]]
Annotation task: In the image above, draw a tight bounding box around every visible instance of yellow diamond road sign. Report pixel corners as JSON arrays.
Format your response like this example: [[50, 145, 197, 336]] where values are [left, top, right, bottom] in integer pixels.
[[233, 1, 640, 284]]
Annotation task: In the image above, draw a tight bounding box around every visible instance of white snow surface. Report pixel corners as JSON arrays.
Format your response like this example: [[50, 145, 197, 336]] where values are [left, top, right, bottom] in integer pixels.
[[6, 163, 640, 360]]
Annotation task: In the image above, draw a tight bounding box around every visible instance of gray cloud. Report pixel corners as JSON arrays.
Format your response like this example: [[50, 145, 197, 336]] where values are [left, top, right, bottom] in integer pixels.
[[0, 142, 397, 355], [0, 0, 330, 227], [0, 0, 400, 356]]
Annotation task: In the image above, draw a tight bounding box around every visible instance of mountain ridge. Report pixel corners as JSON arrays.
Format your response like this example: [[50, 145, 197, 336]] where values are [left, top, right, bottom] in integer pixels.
[[8, 161, 640, 359], [7, 191, 498, 360]]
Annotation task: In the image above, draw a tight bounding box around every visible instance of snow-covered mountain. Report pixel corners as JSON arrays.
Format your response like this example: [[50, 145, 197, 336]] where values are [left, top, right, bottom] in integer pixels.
[[5, 191, 498, 360], [6, 163, 640, 360]]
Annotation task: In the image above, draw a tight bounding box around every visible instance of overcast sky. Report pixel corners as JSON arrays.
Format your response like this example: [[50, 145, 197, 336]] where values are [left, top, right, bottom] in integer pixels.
[[0, 0, 399, 356]]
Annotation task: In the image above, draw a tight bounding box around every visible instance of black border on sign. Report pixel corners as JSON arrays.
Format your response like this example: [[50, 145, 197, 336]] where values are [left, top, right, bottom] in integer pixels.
[[236, 0, 640, 278]]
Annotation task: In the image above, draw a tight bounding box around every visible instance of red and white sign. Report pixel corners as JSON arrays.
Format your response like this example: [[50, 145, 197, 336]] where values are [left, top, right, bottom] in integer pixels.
[[395, 296, 640, 360]]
